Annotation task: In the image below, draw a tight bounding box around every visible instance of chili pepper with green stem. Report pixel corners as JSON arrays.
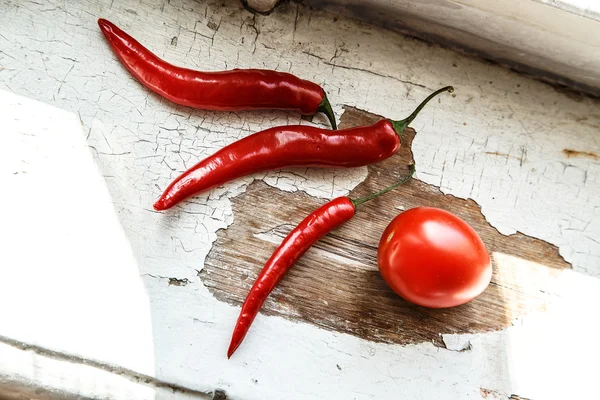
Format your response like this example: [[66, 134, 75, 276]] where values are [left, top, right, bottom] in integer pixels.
[[154, 86, 452, 211], [227, 163, 416, 358], [97, 19, 337, 128]]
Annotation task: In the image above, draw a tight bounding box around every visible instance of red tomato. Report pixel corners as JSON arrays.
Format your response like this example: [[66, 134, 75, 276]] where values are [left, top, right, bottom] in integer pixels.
[[377, 207, 491, 308]]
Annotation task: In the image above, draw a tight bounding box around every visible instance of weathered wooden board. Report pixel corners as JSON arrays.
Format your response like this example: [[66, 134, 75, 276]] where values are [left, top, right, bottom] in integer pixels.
[[300, 0, 600, 97], [202, 106, 570, 347], [2, 0, 600, 399]]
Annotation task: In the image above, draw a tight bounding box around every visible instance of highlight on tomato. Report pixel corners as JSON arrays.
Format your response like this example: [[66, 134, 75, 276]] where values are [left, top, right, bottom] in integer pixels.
[[377, 207, 492, 308]]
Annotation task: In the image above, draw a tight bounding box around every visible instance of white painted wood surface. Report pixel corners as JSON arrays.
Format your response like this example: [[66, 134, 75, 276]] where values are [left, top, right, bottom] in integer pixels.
[[1, 0, 599, 399], [303, 0, 600, 95]]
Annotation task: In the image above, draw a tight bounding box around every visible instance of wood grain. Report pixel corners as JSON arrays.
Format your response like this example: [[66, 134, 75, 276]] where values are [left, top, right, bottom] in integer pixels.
[[201, 106, 570, 346]]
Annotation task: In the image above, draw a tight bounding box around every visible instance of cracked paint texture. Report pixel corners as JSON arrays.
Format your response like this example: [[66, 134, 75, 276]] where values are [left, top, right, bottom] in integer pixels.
[[1, 0, 599, 399]]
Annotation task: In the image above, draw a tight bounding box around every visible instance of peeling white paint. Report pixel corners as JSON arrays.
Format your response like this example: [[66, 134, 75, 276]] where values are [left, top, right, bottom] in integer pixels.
[[1, 0, 599, 399]]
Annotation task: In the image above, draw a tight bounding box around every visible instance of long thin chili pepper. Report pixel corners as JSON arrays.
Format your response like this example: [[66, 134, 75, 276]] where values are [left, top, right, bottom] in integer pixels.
[[227, 164, 416, 358], [97, 19, 337, 128], [154, 87, 452, 211]]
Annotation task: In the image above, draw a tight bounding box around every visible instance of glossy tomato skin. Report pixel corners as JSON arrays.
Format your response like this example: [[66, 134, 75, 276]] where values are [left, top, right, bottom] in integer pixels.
[[377, 207, 491, 308]]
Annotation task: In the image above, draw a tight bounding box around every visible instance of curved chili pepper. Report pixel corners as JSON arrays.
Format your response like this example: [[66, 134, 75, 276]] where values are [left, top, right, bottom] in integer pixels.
[[227, 164, 416, 358], [97, 19, 337, 128], [154, 86, 452, 211]]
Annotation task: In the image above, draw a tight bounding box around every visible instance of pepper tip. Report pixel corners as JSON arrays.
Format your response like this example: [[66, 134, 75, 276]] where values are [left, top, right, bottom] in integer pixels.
[[227, 336, 242, 359], [97, 18, 111, 34], [227, 345, 235, 359], [153, 199, 166, 211]]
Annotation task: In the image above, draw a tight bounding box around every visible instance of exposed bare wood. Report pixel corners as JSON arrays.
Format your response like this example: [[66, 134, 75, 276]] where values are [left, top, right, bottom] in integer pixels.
[[201, 106, 570, 346], [562, 148, 599, 160]]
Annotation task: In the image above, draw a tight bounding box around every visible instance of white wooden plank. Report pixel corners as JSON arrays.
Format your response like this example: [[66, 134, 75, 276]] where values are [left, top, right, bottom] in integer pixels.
[[1, 0, 599, 399], [0, 341, 211, 400], [303, 0, 600, 95]]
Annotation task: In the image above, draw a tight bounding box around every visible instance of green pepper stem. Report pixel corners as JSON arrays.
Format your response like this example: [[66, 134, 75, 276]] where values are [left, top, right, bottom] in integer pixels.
[[317, 94, 337, 130], [390, 86, 454, 138], [351, 163, 416, 207]]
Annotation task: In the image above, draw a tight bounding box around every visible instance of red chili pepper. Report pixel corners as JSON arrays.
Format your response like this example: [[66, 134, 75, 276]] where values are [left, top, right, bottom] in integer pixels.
[[227, 164, 416, 358], [97, 19, 337, 128], [154, 86, 452, 211]]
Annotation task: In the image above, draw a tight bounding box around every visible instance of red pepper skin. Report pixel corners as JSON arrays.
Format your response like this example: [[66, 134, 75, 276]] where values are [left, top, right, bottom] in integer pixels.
[[98, 19, 326, 116], [153, 120, 400, 210], [153, 86, 454, 211], [227, 197, 356, 358]]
